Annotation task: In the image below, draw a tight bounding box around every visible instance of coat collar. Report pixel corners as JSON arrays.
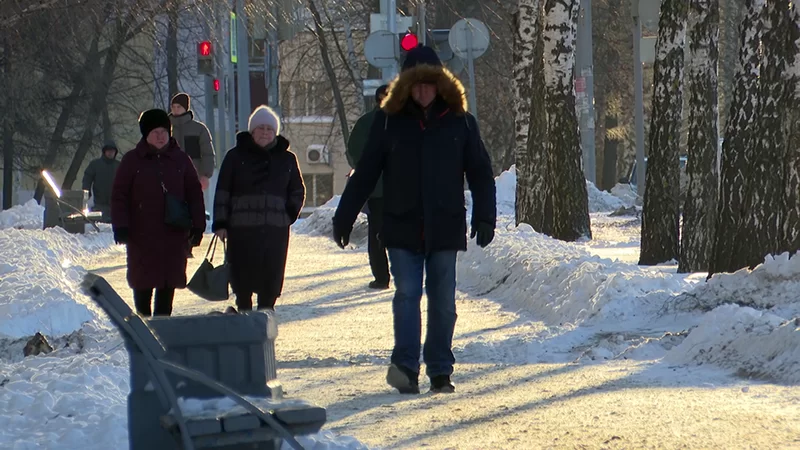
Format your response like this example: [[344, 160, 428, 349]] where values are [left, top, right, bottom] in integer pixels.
[[236, 132, 290, 154], [381, 64, 467, 116], [133, 137, 182, 159]]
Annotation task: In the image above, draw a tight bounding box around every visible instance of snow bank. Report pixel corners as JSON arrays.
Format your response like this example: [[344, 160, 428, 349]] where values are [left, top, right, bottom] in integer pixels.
[[457, 223, 692, 327], [0, 347, 130, 448], [664, 305, 800, 384], [0, 199, 44, 230], [586, 180, 629, 212], [293, 197, 369, 245], [0, 226, 116, 339]]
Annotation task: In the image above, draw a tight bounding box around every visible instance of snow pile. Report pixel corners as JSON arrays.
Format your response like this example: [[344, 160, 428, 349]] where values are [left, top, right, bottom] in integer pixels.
[[610, 183, 639, 207], [0, 226, 116, 339], [664, 305, 800, 383], [457, 223, 692, 327], [0, 199, 44, 230], [0, 347, 130, 448], [293, 196, 369, 245], [586, 180, 629, 212]]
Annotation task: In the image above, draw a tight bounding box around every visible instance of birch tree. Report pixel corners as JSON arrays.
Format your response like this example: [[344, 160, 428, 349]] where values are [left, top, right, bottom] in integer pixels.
[[679, 0, 720, 273], [639, 0, 688, 265], [709, 0, 765, 276], [514, 0, 550, 233], [543, 0, 590, 241], [731, 0, 796, 269], [779, 4, 800, 256]]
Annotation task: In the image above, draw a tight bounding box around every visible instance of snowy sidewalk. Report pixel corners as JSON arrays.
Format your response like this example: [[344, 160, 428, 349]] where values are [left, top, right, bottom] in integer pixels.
[[90, 234, 800, 449]]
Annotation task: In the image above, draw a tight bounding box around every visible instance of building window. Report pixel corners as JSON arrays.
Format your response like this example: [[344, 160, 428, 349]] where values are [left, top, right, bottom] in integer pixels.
[[284, 81, 334, 117], [304, 173, 334, 207]]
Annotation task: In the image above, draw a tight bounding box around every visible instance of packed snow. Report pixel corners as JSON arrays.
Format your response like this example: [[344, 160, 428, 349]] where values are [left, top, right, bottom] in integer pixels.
[[0, 165, 798, 448]]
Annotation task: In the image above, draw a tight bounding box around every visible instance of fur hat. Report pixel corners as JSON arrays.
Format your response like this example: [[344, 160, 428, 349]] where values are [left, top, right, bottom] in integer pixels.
[[401, 45, 442, 72], [139, 109, 172, 138], [171, 93, 190, 111], [248, 105, 281, 135]]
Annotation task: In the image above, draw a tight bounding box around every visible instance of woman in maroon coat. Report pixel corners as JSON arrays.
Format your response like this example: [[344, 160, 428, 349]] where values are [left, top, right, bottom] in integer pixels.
[[111, 109, 206, 316]]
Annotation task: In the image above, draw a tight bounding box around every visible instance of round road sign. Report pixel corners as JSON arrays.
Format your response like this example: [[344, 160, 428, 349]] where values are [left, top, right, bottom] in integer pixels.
[[448, 18, 490, 60], [364, 30, 398, 69]]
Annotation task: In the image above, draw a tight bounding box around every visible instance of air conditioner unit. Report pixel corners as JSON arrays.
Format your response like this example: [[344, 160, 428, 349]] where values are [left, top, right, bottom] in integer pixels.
[[306, 145, 329, 164]]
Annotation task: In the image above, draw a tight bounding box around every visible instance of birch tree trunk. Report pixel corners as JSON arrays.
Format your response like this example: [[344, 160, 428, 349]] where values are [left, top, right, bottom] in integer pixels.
[[779, 4, 800, 255], [731, 1, 795, 269], [515, 0, 550, 232], [543, 0, 590, 241], [709, 0, 765, 277], [639, 0, 688, 265], [679, 0, 720, 273]]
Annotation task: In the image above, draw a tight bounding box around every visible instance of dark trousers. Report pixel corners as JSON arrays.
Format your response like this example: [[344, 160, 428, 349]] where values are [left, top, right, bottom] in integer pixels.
[[367, 198, 390, 285], [236, 292, 277, 311], [387, 249, 458, 377], [133, 287, 176, 317]]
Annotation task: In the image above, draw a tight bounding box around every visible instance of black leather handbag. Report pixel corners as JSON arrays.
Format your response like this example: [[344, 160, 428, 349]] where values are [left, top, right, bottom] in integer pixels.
[[156, 162, 193, 230]]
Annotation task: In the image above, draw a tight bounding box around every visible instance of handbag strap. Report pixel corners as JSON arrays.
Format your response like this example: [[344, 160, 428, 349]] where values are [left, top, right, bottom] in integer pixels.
[[155, 158, 168, 194], [204, 235, 227, 263]]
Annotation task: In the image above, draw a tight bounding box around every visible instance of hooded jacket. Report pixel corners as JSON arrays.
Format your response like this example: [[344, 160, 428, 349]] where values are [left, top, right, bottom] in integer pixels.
[[82, 146, 120, 208], [334, 64, 496, 253], [169, 111, 215, 178]]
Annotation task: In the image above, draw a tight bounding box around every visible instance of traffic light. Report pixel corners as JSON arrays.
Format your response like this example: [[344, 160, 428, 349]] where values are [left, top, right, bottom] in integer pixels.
[[400, 32, 419, 52], [213, 79, 220, 91], [197, 40, 214, 75]]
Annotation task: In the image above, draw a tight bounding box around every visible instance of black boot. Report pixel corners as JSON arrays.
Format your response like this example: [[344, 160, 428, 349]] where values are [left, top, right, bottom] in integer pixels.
[[430, 375, 455, 393], [368, 280, 390, 290], [386, 364, 420, 394]]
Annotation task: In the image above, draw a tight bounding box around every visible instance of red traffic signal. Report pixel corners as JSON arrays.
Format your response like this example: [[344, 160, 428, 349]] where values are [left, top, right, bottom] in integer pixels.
[[400, 33, 418, 52], [213, 79, 220, 91], [198, 41, 212, 57]]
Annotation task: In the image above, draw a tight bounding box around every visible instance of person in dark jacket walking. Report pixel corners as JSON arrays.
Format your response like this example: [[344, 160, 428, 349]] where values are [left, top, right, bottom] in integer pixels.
[[346, 84, 390, 290], [82, 140, 120, 222], [212, 105, 306, 312], [332, 46, 496, 394], [169, 93, 216, 188], [111, 109, 207, 317]]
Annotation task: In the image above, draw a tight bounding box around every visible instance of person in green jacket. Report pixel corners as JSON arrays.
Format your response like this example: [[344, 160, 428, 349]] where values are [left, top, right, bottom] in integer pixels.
[[347, 85, 390, 290], [82, 140, 120, 222], [169, 93, 216, 190]]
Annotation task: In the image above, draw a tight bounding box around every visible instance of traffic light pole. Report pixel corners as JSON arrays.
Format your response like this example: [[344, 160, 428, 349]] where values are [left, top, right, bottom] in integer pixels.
[[235, 0, 251, 132], [382, 0, 398, 82], [215, 1, 227, 158], [632, 0, 645, 196], [576, 0, 596, 184], [416, 0, 427, 45]]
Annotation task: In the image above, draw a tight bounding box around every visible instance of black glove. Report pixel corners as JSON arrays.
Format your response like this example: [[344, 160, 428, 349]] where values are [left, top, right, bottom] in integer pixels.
[[470, 222, 494, 248], [332, 218, 352, 249], [189, 228, 204, 247], [113, 227, 129, 245]]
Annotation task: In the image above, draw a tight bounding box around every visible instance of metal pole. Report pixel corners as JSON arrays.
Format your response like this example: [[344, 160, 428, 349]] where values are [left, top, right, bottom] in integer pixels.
[[225, 0, 239, 141], [386, 0, 398, 80], [466, 25, 478, 121], [267, 1, 280, 114], [216, 2, 227, 160], [417, 0, 427, 45], [632, 0, 645, 196], [236, 0, 251, 132], [576, 0, 596, 183]]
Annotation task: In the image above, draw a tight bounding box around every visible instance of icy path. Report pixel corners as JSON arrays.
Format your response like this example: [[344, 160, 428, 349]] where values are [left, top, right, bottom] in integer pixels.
[[91, 235, 800, 449]]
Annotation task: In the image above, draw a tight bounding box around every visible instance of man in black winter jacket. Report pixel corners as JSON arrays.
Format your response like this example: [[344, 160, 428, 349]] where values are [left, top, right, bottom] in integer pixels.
[[333, 45, 497, 395], [82, 140, 120, 222]]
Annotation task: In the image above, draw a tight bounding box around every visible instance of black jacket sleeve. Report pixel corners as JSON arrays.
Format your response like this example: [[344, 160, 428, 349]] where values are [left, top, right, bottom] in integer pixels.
[[212, 149, 236, 232], [286, 153, 306, 224], [463, 113, 496, 229], [333, 111, 386, 229]]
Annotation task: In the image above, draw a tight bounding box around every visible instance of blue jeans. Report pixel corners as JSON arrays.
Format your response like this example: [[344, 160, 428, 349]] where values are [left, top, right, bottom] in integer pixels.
[[387, 248, 458, 377]]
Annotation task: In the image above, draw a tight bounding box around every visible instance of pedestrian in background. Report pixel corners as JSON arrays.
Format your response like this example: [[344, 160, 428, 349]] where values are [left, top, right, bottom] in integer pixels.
[[346, 84, 391, 290], [212, 105, 305, 312], [332, 46, 496, 394], [82, 140, 120, 222], [111, 109, 206, 317]]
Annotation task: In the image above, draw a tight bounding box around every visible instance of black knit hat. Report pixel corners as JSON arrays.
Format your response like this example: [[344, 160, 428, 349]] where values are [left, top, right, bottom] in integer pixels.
[[375, 85, 388, 103], [138, 109, 172, 138], [171, 93, 190, 111], [401, 45, 442, 72]]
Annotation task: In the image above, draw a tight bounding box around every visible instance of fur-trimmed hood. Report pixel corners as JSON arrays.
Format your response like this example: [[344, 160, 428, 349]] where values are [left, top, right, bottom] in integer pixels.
[[380, 64, 468, 116]]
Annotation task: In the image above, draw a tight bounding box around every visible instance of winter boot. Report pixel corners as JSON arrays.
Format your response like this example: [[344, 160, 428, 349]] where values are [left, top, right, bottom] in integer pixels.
[[430, 375, 455, 393], [368, 280, 390, 290], [386, 364, 420, 394]]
